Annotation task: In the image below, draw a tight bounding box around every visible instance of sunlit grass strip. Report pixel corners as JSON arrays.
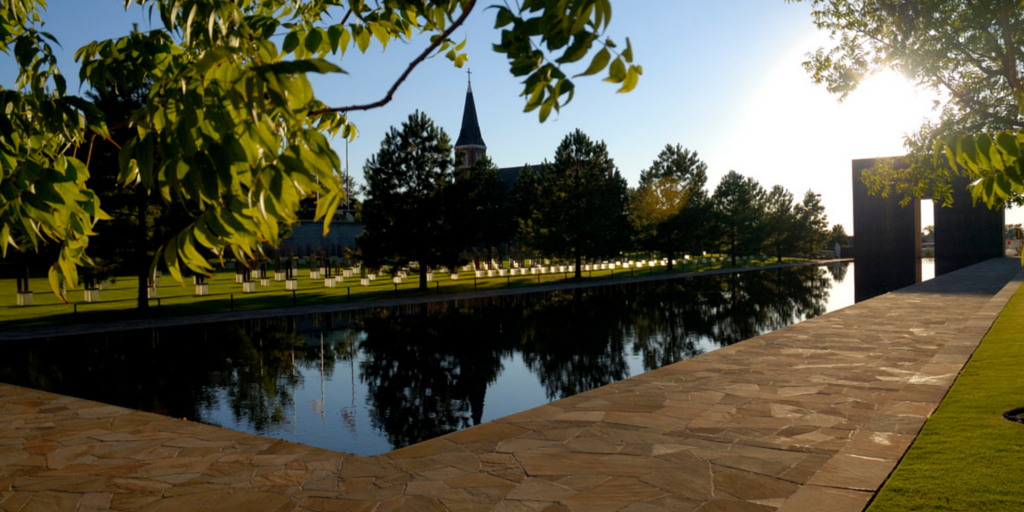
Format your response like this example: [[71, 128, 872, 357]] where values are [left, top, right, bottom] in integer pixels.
[[867, 281, 1024, 512], [0, 256, 810, 330]]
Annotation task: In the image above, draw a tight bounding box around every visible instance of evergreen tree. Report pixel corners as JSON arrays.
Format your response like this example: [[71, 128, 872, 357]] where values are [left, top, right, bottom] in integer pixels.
[[712, 171, 766, 266], [794, 190, 829, 256], [526, 130, 631, 278], [763, 185, 799, 263], [358, 111, 462, 291]]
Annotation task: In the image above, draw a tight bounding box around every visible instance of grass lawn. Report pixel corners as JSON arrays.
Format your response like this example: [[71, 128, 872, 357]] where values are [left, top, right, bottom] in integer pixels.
[[867, 282, 1024, 511], [0, 255, 806, 330]]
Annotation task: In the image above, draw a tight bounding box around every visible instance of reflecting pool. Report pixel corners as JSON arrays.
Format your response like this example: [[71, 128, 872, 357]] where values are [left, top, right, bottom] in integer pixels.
[[1, 263, 856, 456]]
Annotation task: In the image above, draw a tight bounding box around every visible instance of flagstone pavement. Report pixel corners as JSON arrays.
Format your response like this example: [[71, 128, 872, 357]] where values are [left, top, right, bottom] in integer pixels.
[[1, 258, 1021, 512]]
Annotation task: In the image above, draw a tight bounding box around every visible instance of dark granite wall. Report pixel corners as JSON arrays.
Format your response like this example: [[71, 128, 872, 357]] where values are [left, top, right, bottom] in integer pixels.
[[852, 158, 1005, 302], [852, 159, 920, 302], [934, 176, 1005, 276]]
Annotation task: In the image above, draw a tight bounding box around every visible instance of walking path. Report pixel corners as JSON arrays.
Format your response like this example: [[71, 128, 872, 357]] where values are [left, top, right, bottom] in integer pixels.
[[0, 258, 1018, 512], [0, 259, 851, 341]]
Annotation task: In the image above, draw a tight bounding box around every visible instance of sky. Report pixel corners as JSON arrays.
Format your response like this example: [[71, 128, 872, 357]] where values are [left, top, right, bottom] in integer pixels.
[[7, 0, 1019, 232]]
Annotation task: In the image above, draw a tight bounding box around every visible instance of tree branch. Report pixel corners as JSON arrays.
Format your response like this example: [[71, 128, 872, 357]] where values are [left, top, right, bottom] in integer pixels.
[[309, 0, 477, 116], [1000, 0, 1022, 92]]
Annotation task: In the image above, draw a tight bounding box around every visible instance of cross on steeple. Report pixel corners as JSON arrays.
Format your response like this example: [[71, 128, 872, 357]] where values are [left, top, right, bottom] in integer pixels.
[[455, 68, 485, 169]]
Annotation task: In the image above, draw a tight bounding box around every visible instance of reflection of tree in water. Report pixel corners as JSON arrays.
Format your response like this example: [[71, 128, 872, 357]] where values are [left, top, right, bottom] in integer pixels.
[[711, 267, 832, 346], [827, 261, 849, 283], [0, 329, 222, 421], [204, 324, 305, 432], [357, 309, 511, 449], [517, 289, 630, 401], [626, 279, 722, 372], [0, 319, 354, 434]]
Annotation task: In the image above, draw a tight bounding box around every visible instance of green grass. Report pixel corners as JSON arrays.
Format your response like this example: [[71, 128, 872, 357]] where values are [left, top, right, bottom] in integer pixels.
[[867, 284, 1024, 511], [0, 255, 807, 330]]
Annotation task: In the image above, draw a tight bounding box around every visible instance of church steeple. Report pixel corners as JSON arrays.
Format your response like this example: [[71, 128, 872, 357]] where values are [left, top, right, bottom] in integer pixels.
[[455, 71, 486, 170]]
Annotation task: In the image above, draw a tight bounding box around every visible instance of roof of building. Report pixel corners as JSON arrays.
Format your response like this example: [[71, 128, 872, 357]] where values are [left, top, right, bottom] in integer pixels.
[[496, 164, 541, 186], [455, 82, 486, 148]]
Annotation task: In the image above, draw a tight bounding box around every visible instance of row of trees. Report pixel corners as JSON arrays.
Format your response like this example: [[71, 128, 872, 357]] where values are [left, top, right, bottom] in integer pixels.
[[358, 112, 833, 289], [630, 147, 829, 270]]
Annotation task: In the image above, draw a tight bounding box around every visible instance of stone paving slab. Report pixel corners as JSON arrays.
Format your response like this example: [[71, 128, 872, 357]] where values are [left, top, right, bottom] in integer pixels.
[[0, 258, 1020, 512]]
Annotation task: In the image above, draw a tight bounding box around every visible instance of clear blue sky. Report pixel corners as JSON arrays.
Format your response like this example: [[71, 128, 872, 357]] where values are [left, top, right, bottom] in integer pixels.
[[10, 1, 1009, 232]]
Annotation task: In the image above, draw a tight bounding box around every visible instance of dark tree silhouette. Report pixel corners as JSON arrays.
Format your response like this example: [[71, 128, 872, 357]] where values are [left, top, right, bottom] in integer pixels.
[[524, 129, 631, 278]]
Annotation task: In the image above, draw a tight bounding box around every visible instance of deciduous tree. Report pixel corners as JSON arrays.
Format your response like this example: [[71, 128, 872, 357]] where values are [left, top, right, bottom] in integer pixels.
[[828, 223, 849, 247], [358, 111, 460, 291], [630, 145, 709, 272]]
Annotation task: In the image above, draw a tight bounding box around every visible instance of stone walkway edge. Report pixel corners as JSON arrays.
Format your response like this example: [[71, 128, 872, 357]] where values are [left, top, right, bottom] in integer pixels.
[[0, 257, 1019, 512], [0, 259, 852, 341]]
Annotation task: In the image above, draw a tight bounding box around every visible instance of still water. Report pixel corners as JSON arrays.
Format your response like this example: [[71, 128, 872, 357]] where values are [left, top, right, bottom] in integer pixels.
[[1, 262, 893, 456]]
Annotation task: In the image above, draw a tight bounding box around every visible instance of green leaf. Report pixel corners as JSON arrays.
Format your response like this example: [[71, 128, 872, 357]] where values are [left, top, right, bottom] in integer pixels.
[[48, 265, 67, 303], [494, 7, 514, 28], [997, 131, 1020, 162], [163, 236, 184, 283], [606, 57, 626, 83], [327, 25, 342, 52], [576, 47, 609, 77], [0, 224, 10, 258], [282, 31, 300, 54], [1005, 161, 1024, 187], [618, 65, 640, 93], [539, 101, 553, 122], [355, 27, 371, 53], [304, 28, 323, 54], [369, 23, 390, 50], [339, 28, 351, 55]]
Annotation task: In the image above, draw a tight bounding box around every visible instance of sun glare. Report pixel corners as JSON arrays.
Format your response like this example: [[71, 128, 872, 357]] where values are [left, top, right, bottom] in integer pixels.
[[840, 71, 942, 152]]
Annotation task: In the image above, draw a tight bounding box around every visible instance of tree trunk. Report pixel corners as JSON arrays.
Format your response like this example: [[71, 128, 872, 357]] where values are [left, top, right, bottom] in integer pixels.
[[574, 248, 582, 280], [666, 232, 674, 273], [136, 196, 149, 311], [731, 233, 737, 267], [419, 263, 428, 291]]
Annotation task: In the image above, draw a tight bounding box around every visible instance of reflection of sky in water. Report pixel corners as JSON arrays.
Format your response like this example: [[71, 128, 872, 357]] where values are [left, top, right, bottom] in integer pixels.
[[200, 263, 859, 456], [921, 257, 936, 282]]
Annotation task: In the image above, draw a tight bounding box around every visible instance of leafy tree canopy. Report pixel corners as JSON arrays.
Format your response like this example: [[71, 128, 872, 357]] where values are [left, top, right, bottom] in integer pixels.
[[631, 144, 709, 271], [358, 111, 459, 289], [791, 0, 1024, 209], [1, 0, 641, 299], [828, 223, 849, 247]]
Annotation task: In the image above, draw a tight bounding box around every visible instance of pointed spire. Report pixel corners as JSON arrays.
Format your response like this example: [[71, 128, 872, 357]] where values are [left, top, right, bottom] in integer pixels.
[[455, 70, 485, 149]]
